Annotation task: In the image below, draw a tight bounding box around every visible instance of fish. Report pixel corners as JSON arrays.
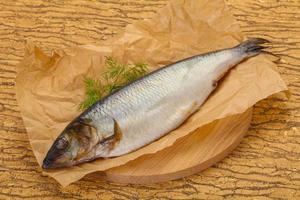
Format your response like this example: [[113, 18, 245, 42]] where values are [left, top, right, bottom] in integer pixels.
[[42, 38, 268, 169]]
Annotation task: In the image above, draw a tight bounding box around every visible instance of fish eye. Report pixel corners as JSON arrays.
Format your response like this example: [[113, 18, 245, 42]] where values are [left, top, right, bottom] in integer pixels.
[[56, 137, 69, 150]]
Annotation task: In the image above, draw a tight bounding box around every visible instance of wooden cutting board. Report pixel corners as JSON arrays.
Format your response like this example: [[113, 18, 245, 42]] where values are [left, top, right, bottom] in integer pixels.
[[87, 108, 253, 184]]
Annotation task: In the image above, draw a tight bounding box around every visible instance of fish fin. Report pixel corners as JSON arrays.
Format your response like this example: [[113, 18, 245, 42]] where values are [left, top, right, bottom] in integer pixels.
[[180, 101, 198, 116], [110, 119, 123, 149], [237, 38, 269, 57], [114, 120, 123, 141], [161, 101, 198, 129], [98, 119, 122, 151], [167, 101, 198, 121]]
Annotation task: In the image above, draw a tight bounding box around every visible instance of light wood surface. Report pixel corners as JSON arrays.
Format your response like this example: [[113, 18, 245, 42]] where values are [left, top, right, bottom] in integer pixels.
[[0, 0, 299, 199]]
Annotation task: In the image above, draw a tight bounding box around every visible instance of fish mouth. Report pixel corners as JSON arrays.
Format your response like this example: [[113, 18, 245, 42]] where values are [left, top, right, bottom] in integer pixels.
[[42, 157, 69, 169], [42, 158, 55, 169]]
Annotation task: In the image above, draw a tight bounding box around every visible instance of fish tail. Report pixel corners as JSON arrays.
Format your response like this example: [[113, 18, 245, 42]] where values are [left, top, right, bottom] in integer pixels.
[[236, 38, 270, 57]]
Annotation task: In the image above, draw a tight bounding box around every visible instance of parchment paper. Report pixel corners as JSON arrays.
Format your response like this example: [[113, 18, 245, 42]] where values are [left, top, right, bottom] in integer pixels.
[[16, 0, 287, 187]]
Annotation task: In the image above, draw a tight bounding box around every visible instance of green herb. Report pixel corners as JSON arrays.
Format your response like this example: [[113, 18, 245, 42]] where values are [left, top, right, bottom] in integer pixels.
[[79, 56, 149, 110]]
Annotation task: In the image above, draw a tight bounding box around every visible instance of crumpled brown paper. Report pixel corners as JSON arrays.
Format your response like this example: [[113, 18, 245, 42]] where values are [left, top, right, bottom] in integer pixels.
[[16, 0, 287, 187]]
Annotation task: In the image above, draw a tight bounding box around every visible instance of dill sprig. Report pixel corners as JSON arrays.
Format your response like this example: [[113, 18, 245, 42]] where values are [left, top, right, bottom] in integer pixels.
[[79, 56, 149, 110]]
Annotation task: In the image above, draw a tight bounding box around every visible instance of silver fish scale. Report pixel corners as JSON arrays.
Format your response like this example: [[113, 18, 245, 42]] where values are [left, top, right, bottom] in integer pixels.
[[42, 39, 268, 169], [83, 48, 245, 157], [106, 64, 186, 115]]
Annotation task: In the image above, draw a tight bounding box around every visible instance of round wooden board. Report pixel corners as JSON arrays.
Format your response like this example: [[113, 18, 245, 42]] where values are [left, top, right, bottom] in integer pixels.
[[88, 108, 253, 184]]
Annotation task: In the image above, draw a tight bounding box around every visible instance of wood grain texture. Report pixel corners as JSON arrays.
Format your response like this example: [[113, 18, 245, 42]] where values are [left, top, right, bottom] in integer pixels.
[[0, 0, 299, 199]]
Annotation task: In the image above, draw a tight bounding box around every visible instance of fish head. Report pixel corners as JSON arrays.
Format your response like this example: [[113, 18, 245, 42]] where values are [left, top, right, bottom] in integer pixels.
[[42, 118, 100, 169]]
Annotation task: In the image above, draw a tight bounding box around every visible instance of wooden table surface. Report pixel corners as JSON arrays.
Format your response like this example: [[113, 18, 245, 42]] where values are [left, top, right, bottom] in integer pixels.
[[0, 0, 299, 199]]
